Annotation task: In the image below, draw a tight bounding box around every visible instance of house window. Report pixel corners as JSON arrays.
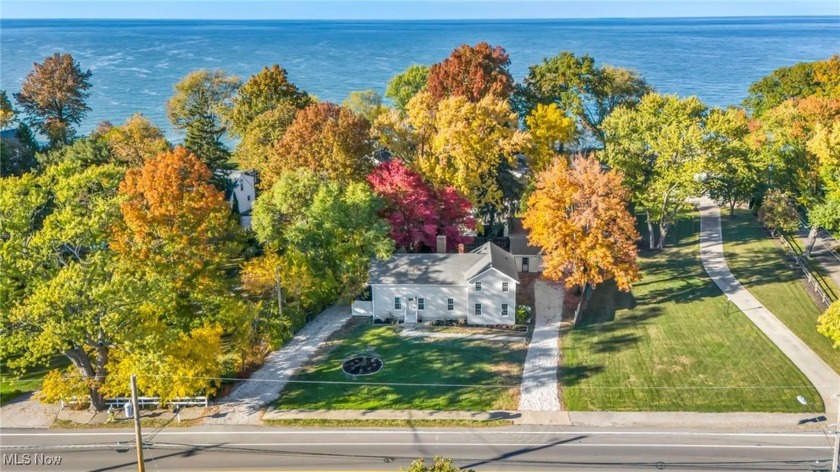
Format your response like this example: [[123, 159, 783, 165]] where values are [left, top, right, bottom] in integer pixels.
[[447, 298, 454, 311], [240, 182, 244, 191], [418, 298, 425, 310], [247, 195, 251, 201], [475, 282, 482, 292], [502, 282, 509, 292], [522, 257, 530, 272], [394, 297, 401, 310], [474, 303, 482, 316], [502, 304, 509, 317]]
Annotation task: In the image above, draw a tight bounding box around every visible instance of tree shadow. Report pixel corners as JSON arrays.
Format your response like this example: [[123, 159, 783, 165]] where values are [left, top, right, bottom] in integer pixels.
[[558, 365, 605, 387], [590, 333, 642, 353]]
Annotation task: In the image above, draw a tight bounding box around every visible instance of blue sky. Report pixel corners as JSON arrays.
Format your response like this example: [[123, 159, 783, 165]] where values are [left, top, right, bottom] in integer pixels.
[[2, 0, 839, 19]]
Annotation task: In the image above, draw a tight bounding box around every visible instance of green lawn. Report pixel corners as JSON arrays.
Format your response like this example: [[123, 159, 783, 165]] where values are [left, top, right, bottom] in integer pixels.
[[561, 211, 823, 412], [273, 320, 527, 411], [720, 208, 840, 374], [0, 357, 69, 404]]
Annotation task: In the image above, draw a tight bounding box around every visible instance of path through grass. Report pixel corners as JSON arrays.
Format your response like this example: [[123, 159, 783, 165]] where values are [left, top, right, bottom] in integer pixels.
[[561, 211, 822, 412], [720, 208, 840, 373]]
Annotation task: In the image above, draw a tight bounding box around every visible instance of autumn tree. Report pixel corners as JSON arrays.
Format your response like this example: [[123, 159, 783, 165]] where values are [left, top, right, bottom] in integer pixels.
[[368, 159, 475, 251], [523, 154, 640, 291], [234, 102, 299, 174], [385, 64, 429, 113], [112, 146, 242, 295], [229, 64, 311, 136], [702, 107, 764, 216], [525, 102, 576, 173], [343, 89, 386, 123], [817, 300, 840, 349], [95, 114, 171, 166], [602, 94, 707, 250], [167, 69, 240, 172], [427, 42, 514, 102], [265, 102, 373, 188], [743, 55, 840, 116], [757, 189, 801, 235], [752, 96, 840, 255], [517, 52, 651, 147], [14, 53, 93, 147]]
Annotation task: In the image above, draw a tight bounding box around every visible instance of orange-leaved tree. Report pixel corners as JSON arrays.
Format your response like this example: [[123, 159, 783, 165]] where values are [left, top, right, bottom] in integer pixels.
[[427, 42, 514, 103], [112, 146, 240, 292], [523, 154, 640, 291]]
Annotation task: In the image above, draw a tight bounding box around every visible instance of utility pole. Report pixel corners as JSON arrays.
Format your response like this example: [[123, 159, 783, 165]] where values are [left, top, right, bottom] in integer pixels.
[[833, 393, 839, 472], [130, 374, 145, 472]]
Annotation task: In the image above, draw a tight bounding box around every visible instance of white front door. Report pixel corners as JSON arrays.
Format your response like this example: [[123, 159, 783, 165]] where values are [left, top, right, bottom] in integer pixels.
[[406, 298, 417, 323]]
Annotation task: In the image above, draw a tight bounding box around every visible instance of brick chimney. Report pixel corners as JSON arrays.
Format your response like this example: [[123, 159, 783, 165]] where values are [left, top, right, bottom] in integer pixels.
[[458, 243, 465, 254], [436, 235, 447, 253]]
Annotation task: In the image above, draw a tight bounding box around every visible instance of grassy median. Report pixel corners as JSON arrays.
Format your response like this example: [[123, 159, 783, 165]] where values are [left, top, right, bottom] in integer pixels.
[[561, 211, 822, 412]]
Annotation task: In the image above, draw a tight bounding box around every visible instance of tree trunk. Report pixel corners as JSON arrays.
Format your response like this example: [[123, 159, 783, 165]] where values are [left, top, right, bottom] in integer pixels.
[[805, 225, 819, 258], [646, 210, 655, 250], [64, 346, 107, 411], [656, 223, 669, 250], [729, 199, 736, 217]]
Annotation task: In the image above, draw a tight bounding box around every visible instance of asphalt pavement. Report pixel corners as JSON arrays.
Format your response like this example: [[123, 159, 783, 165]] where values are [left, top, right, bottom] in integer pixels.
[[1, 425, 835, 471]]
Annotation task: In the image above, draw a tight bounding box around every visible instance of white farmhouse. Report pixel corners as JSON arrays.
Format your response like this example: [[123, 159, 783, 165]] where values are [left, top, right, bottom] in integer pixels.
[[508, 218, 544, 273], [367, 240, 519, 325], [223, 170, 257, 229]]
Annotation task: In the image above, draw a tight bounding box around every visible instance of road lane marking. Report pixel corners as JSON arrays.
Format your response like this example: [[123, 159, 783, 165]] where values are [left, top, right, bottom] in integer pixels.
[[0, 430, 830, 438]]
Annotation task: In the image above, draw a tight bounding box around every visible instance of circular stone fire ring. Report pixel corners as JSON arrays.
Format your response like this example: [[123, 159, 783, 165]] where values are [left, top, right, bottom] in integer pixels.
[[341, 356, 383, 376]]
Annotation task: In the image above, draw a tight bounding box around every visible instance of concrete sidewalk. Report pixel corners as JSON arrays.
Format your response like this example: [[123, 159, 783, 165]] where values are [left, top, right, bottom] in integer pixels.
[[518, 280, 563, 412], [697, 198, 840, 414], [205, 304, 351, 425]]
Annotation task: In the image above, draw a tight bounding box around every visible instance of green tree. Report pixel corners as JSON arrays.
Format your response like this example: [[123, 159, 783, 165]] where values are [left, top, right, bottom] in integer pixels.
[[96, 113, 171, 167], [402, 457, 474, 472], [234, 102, 299, 174], [0, 90, 16, 130], [0, 123, 39, 177], [166, 69, 240, 172], [252, 169, 392, 302], [602, 93, 707, 249], [703, 107, 764, 216], [14, 53, 93, 147], [343, 89, 386, 123], [229, 64, 311, 136], [385, 64, 429, 113], [517, 52, 651, 147], [743, 55, 840, 116]]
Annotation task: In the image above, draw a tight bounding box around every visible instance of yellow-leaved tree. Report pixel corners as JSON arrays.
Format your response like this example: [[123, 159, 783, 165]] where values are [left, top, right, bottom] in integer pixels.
[[523, 154, 640, 291], [525, 102, 576, 173]]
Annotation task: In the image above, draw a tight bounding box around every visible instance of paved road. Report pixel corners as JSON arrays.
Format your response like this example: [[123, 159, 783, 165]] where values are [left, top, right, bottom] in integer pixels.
[[696, 198, 840, 414], [1, 426, 833, 471]]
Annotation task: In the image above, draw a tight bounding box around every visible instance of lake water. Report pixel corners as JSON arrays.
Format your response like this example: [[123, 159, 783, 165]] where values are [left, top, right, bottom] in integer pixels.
[[1, 17, 838, 139]]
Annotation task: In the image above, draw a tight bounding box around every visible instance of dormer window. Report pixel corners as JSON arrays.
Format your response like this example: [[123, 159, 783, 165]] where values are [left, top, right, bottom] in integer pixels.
[[475, 282, 482, 292]]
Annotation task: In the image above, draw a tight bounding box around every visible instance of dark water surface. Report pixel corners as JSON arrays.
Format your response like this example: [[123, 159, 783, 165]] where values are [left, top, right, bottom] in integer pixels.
[[1, 17, 838, 138]]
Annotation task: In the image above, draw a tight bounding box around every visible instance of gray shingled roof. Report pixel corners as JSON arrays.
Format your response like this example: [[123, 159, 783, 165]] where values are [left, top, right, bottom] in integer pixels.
[[369, 242, 519, 286], [509, 235, 542, 256]]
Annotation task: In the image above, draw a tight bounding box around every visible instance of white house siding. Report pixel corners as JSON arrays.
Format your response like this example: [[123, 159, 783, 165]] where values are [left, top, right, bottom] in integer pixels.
[[467, 270, 518, 325], [514, 255, 543, 273], [371, 284, 469, 322]]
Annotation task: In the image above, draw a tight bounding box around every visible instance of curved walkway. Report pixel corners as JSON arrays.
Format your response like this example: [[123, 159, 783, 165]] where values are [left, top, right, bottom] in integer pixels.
[[697, 198, 840, 413], [205, 304, 351, 425], [518, 280, 563, 411]]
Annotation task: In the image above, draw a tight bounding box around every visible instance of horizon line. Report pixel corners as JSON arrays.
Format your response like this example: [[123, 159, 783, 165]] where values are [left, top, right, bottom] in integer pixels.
[[4, 14, 839, 21]]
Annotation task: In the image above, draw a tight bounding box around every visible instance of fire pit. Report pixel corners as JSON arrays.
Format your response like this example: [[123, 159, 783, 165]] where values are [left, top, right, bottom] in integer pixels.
[[341, 355, 383, 376]]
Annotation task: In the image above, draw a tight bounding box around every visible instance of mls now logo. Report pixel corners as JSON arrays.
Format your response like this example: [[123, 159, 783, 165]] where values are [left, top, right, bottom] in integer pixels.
[[3, 453, 63, 466]]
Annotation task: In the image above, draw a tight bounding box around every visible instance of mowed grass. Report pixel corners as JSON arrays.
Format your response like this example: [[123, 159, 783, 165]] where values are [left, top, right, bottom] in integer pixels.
[[720, 208, 840, 373], [1, 357, 69, 404], [561, 211, 822, 412], [273, 320, 527, 411]]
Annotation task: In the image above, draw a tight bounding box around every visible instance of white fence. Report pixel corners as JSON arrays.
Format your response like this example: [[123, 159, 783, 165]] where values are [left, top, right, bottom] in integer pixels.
[[60, 396, 208, 409], [774, 231, 837, 308]]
